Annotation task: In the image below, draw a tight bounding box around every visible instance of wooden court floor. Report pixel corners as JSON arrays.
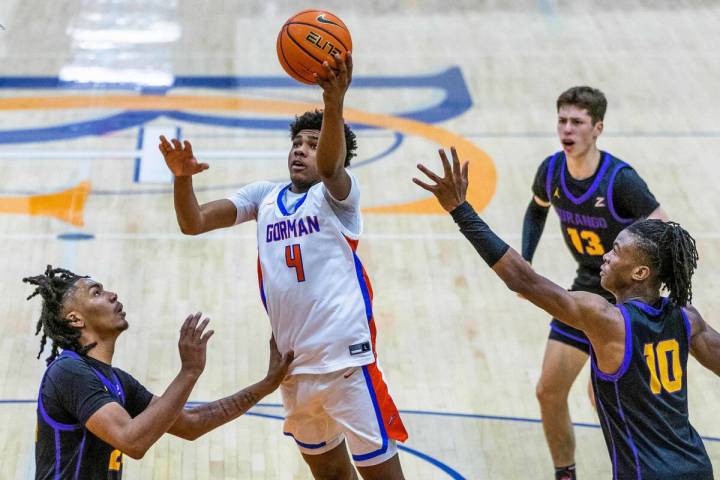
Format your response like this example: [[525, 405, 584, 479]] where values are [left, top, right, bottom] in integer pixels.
[[1, 1, 720, 478]]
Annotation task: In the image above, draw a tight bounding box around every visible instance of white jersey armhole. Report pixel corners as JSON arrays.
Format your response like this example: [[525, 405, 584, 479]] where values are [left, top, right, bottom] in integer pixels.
[[227, 181, 278, 225]]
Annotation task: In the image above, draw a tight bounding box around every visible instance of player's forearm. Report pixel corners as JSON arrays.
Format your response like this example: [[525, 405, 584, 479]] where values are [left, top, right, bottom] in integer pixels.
[[173, 176, 204, 234], [450, 201, 543, 294], [521, 199, 549, 262], [316, 100, 347, 178], [179, 379, 275, 440], [450, 202, 510, 267], [450, 202, 584, 327], [122, 370, 199, 457]]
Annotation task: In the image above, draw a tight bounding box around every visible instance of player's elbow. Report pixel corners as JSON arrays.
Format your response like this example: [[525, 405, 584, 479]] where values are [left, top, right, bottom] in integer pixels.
[[179, 222, 204, 236], [179, 226, 200, 236], [122, 444, 148, 460], [124, 450, 144, 460]]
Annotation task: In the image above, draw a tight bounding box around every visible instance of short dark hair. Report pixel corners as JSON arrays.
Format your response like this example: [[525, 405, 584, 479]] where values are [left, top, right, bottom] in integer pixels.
[[556, 86, 607, 124], [289, 110, 357, 167], [23, 266, 94, 365], [626, 220, 699, 306]]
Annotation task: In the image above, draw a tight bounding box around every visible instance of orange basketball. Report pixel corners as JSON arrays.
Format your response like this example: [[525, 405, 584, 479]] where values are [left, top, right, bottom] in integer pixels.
[[276, 10, 352, 85]]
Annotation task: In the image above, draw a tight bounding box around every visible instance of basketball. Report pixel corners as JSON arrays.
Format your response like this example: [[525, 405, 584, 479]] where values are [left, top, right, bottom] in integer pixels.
[[276, 9, 352, 85]]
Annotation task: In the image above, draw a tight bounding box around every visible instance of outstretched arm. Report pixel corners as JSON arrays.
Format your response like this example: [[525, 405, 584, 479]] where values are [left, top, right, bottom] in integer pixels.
[[414, 148, 625, 366], [166, 337, 294, 440], [314, 52, 353, 201], [85, 313, 213, 459], [159, 136, 237, 235], [686, 306, 720, 376]]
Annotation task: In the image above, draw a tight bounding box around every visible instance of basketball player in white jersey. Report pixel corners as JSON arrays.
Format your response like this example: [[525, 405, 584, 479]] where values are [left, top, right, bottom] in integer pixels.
[[159, 53, 408, 480]]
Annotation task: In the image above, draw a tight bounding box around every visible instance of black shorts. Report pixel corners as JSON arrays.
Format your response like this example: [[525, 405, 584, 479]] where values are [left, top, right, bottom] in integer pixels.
[[547, 278, 615, 354]]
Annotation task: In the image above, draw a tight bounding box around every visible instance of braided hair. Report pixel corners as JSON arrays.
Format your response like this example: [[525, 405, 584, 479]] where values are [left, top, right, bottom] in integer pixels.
[[22, 266, 93, 365], [626, 220, 699, 306]]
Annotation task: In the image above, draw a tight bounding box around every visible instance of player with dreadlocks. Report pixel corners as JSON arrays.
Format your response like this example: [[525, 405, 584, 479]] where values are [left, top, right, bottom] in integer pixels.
[[25, 266, 293, 479], [415, 148, 719, 479]]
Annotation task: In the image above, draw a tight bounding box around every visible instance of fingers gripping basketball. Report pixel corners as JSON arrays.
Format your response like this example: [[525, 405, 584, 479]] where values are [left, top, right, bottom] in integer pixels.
[[276, 10, 352, 85]]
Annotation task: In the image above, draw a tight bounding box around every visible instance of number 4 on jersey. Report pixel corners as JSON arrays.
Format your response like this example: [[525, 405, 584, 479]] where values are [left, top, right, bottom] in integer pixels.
[[285, 244, 306, 282]]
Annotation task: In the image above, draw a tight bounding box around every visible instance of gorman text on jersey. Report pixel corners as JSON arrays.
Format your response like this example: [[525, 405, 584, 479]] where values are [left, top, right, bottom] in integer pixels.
[[266, 216, 320, 243]]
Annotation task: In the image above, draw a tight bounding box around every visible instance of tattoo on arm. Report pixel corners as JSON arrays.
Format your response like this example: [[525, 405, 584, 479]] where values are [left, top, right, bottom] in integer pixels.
[[187, 386, 267, 437]]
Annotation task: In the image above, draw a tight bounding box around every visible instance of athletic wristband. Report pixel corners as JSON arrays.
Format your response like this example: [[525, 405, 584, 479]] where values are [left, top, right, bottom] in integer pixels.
[[450, 202, 510, 267]]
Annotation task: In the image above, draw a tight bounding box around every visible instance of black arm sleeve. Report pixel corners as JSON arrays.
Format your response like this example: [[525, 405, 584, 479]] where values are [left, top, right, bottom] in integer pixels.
[[450, 202, 510, 267], [521, 199, 550, 262], [612, 167, 660, 219]]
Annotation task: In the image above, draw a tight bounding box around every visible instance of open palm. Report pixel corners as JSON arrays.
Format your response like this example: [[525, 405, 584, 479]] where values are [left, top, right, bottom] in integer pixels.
[[159, 136, 209, 177]]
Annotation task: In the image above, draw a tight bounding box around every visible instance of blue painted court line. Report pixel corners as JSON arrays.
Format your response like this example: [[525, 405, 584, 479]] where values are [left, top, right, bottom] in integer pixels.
[[2, 398, 466, 478], [5, 398, 719, 443], [0, 67, 472, 144], [133, 126, 144, 183]]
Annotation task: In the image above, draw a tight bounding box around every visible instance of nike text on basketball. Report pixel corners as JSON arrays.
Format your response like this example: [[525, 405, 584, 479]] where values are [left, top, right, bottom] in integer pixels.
[[349, 342, 371, 356], [305, 31, 341, 57]]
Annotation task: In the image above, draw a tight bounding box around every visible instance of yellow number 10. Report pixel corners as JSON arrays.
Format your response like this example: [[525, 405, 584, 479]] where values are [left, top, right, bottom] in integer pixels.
[[643, 339, 682, 394], [566, 228, 605, 255]]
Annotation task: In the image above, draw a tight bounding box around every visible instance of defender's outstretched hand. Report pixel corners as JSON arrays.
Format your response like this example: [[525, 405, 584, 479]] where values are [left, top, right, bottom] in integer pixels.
[[159, 136, 209, 177], [413, 146, 469, 212], [314, 51, 352, 102], [265, 336, 294, 388], [178, 312, 214, 377]]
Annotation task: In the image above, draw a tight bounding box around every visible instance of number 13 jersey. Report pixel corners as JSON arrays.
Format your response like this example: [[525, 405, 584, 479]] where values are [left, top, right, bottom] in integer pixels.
[[533, 151, 659, 292]]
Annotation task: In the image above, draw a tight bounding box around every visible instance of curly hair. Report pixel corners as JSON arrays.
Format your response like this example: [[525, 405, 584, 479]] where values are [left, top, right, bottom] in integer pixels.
[[290, 110, 357, 167], [626, 220, 699, 306], [22, 266, 94, 365]]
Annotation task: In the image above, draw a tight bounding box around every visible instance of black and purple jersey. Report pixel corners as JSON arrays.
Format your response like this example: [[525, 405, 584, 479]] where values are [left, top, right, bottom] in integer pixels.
[[591, 299, 712, 480], [35, 350, 153, 480], [532, 151, 659, 294]]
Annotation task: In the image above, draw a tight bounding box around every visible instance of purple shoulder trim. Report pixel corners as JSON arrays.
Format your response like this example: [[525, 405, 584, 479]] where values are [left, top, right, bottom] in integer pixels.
[[37, 354, 82, 431], [592, 305, 632, 381], [627, 298, 668, 316], [560, 151, 611, 205], [545, 152, 561, 204], [606, 161, 634, 224]]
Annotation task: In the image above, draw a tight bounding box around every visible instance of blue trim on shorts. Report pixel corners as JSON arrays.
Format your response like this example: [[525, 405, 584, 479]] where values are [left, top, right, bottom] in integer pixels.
[[549, 322, 590, 345], [283, 432, 326, 449], [352, 366, 389, 462]]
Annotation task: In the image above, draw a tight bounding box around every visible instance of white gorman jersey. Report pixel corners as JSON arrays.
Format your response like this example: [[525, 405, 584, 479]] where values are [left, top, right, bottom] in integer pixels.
[[227, 171, 377, 375]]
